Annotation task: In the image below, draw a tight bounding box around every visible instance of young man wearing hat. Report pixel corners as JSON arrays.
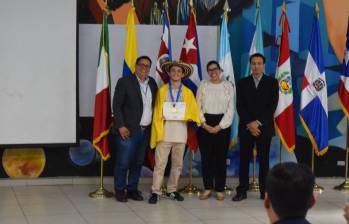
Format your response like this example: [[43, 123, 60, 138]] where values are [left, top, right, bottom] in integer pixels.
[[148, 61, 201, 204]]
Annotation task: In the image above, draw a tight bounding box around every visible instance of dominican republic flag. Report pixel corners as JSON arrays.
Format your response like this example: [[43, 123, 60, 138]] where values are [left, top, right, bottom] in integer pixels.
[[155, 9, 172, 86], [245, 3, 264, 76], [274, 8, 295, 152], [217, 12, 238, 147], [93, 13, 112, 161], [299, 13, 328, 156], [122, 6, 138, 77], [338, 17, 349, 119], [179, 7, 203, 151]]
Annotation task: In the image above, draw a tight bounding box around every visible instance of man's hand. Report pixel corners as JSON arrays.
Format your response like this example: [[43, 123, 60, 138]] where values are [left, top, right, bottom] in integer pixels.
[[119, 126, 130, 140], [210, 125, 222, 134], [246, 121, 261, 137]]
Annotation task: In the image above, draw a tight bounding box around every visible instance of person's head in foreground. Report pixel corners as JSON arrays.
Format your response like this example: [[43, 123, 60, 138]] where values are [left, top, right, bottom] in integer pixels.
[[264, 162, 316, 224]]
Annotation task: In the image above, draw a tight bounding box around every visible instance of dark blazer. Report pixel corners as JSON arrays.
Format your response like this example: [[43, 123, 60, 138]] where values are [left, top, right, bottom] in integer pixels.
[[112, 75, 157, 135], [236, 74, 279, 138]]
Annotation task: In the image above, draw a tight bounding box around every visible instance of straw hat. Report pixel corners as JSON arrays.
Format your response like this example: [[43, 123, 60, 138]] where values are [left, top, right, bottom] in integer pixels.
[[161, 60, 193, 79]]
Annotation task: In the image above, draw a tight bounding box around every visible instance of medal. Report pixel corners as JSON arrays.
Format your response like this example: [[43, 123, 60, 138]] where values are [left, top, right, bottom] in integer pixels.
[[168, 81, 182, 110]]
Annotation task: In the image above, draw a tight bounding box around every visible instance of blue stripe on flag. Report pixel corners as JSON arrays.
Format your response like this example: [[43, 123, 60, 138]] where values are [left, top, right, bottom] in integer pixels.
[[122, 61, 132, 77], [300, 97, 328, 152], [309, 16, 324, 74]]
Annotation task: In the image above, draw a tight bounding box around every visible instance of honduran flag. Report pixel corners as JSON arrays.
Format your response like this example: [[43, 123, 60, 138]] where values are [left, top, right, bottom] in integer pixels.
[[299, 11, 328, 156], [274, 6, 295, 152], [93, 13, 112, 161], [155, 8, 172, 86], [179, 7, 203, 151], [218, 11, 238, 147], [338, 17, 349, 119], [245, 2, 264, 76], [122, 6, 138, 77]]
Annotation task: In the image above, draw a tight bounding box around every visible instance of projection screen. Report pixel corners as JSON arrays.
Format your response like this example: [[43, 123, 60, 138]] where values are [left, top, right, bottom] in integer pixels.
[[0, 0, 77, 146]]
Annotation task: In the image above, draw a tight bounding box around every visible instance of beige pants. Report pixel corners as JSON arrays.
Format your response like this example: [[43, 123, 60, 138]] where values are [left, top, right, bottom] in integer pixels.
[[151, 141, 186, 195]]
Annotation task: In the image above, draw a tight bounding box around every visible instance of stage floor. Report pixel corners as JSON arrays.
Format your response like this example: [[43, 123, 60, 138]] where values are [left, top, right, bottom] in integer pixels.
[[0, 178, 347, 224]]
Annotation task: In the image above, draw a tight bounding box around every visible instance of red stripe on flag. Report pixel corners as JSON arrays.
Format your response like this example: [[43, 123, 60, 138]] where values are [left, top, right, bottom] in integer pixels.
[[301, 75, 309, 90], [339, 80, 349, 119], [93, 87, 112, 160], [278, 13, 290, 66], [187, 126, 199, 152], [275, 104, 296, 151]]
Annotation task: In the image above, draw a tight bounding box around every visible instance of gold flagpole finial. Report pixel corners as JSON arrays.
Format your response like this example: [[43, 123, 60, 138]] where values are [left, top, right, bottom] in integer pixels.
[[189, 0, 193, 8], [256, 0, 260, 9], [131, 0, 135, 8], [224, 0, 229, 13], [314, 1, 319, 17], [282, 0, 287, 13]]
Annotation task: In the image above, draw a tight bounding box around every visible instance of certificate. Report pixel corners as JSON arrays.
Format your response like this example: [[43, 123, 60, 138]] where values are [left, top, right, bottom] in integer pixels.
[[163, 102, 186, 120]]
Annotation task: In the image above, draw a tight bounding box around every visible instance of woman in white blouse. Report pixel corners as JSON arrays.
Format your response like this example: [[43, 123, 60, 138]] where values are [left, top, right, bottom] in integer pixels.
[[196, 60, 235, 201]]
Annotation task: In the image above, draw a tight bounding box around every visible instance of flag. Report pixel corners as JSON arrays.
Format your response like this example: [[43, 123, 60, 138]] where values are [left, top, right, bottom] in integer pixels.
[[245, 4, 264, 76], [338, 17, 349, 119], [179, 7, 203, 151], [218, 12, 238, 147], [299, 11, 328, 156], [155, 8, 172, 86], [122, 6, 138, 77], [274, 7, 296, 152], [93, 13, 112, 161]]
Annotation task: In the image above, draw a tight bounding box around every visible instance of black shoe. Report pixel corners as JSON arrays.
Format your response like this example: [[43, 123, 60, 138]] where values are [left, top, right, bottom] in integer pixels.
[[115, 190, 128, 202], [166, 192, 184, 201], [260, 192, 265, 200], [148, 193, 159, 204], [232, 193, 247, 202], [127, 190, 144, 201]]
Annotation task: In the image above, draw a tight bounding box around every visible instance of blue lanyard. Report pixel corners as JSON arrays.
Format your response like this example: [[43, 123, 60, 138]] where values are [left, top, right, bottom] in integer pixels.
[[169, 81, 182, 107]]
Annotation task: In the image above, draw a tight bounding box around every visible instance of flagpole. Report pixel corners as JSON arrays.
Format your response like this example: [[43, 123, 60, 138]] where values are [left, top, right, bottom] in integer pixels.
[[334, 121, 349, 191], [179, 150, 201, 195], [249, 148, 260, 192], [312, 147, 324, 193], [89, 7, 113, 199]]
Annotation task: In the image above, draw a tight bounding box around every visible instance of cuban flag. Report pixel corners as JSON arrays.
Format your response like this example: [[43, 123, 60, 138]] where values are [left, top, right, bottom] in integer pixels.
[[154, 9, 172, 86], [217, 12, 238, 147], [274, 7, 295, 152], [338, 17, 349, 119], [122, 6, 138, 77], [299, 13, 328, 156], [179, 7, 203, 151], [93, 13, 112, 161]]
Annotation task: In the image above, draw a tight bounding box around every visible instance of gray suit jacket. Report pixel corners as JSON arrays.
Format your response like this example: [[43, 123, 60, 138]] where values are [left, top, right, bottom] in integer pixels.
[[112, 75, 157, 135]]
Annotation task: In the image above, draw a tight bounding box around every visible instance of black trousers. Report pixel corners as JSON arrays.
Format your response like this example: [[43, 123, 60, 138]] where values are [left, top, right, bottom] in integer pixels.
[[198, 114, 231, 192], [236, 135, 271, 195]]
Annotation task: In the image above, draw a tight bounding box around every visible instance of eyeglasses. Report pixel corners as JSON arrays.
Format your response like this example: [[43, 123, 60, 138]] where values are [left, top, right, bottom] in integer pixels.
[[207, 67, 220, 72], [137, 63, 151, 69]]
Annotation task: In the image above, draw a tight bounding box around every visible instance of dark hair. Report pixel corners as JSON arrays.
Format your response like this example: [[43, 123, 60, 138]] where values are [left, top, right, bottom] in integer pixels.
[[249, 53, 266, 64], [136, 55, 152, 65], [266, 162, 315, 220], [206, 60, 222, 71]]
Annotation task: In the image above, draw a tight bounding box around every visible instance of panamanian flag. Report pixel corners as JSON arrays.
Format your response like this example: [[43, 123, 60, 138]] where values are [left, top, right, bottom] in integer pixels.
[[299, 13, 328, 156], [155, 9, 172, 86], [338, 17, 349, 119], [179, 7, 202, 151], [93, 13, 112, 160]]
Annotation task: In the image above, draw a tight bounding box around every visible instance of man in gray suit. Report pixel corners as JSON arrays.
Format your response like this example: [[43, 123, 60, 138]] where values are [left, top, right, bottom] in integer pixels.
[[112, 56, 158, 202]]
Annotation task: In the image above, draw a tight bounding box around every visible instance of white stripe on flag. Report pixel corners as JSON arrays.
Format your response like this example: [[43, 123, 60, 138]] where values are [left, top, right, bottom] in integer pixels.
[[96, 47, 109, 94]]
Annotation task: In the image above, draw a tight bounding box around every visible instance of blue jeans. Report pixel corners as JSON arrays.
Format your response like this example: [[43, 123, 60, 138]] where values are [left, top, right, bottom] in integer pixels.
[[114, 127, 150, 191]]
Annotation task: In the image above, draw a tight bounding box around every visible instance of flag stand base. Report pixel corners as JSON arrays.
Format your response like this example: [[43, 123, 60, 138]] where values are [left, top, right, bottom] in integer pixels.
[[249, 151, 260, 192], [88, 159, 114, 199], [224, 185, 233, 195], [179, 184, 200, 195], [334, 180, 349, 191], [89, 187, 114, 199], [313, 183, 324, 193]]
